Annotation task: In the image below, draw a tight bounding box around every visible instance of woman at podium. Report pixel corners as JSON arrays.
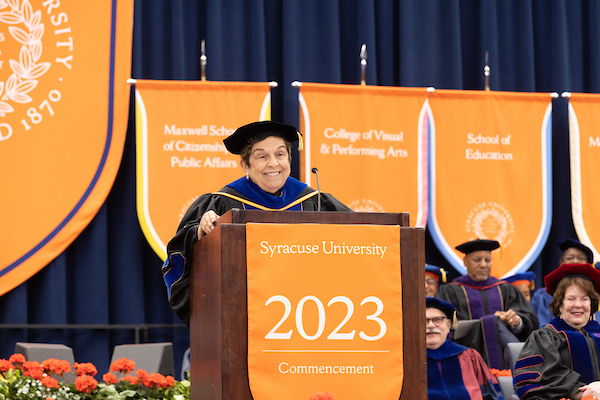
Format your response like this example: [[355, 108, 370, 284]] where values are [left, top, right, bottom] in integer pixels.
[[162, 120, 352, 326]]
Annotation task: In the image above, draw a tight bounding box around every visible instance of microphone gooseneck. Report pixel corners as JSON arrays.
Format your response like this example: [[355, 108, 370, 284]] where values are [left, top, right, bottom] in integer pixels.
[[311, 167, 321, 212]]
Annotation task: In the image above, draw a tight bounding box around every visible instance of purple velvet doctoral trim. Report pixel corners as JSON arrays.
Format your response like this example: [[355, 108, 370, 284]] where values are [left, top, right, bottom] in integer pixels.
[[481, 315, 502, 369], [463, 285, 485, 319], [453, 275, 506, 369], [454, 275, 498, 287], [454, 275, 505, 317]]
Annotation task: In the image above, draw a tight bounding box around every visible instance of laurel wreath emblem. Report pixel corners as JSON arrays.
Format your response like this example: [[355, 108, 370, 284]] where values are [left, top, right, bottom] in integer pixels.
[[179, 196, 200, 223], [348, 199, 385, 212], [0, 0, 50, 117], [467, 202, 514, 247]]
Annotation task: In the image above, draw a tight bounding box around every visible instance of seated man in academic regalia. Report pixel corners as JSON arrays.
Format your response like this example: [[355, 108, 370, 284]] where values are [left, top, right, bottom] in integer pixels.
[[426, 297, 504, 400], [425, 264, 448, 297], [435, 239, 538, 369]]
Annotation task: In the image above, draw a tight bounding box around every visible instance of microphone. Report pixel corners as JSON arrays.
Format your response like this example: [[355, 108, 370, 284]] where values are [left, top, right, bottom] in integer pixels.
[[311, 167, 321, 212]]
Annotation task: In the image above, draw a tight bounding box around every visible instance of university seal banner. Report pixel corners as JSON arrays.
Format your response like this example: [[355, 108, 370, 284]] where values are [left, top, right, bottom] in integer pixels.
[[134, 80, 272, 260], [0, 0, 133, 295], [246, 223, 402, 400], [297, 82, 428, 227], [568, 93, 600, 262], [426, 90, 552, 278]]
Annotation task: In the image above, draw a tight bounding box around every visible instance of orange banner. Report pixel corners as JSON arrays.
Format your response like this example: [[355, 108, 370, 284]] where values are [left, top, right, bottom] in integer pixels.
[[298, 83, 428, 227], [134, 80, 272, 259], [568, 93, 600, 262], [427, 90, 552, 278], [247, 223, 402, 400], [0, 0, 133, 295]]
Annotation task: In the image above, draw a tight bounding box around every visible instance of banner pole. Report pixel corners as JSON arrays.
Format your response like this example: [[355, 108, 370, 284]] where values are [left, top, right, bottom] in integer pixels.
[[484, 51, 490, 91], [360, 44, 367, 85], [200, 39, 207, 81]]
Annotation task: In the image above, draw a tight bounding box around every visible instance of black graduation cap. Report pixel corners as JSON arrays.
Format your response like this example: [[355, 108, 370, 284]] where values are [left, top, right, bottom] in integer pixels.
[[426, 297, 456, 319], [558, 238, 594, 264], [426, 297, 457, 328], [223, 121, 301, 155], [455, 239, 500, 254]]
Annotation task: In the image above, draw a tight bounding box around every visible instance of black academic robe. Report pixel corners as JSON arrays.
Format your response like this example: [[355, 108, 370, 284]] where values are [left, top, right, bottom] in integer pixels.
[[514, 317, 600, 400], [435, 275, 539, 369], [162, 176, 352, 326]]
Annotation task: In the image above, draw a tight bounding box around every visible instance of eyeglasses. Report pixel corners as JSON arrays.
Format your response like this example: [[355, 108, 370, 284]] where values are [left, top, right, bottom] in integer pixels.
[[563, 254, 588, 262], [425, 317, 447, 326], [425, 279, 438, 285]]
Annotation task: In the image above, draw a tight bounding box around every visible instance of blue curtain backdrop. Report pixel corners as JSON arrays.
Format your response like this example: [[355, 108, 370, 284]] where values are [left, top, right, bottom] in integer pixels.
[[1, 0, 599, 378]]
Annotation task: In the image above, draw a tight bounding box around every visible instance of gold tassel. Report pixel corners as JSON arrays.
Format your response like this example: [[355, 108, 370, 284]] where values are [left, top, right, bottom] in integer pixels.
[[297, 132, 304, 151], [440, 267, 448, 284], [452, 311, 458, 330]]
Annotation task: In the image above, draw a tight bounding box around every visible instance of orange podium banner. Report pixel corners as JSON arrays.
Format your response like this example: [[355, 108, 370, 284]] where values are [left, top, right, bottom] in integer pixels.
[[426, 90, 553, 278], [246, 223, 402, 400], [134, 80, 272, 260], [568, 93, 600, 262], [297, 82, 428, 227], [0, 0, 133, 295]]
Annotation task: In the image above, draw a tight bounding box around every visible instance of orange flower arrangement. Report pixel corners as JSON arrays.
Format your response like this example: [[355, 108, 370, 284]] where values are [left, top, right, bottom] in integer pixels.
[[73, 362, 98, 377], [22, 360, 44, 379], [0, 353, 190, 400], [489, 368, 512, 377], [560, 397, 597, 400], [584, 397, 596, 400], [72, 361, 99, 394], [9, 353, 25, 366], [40, 375, 60, 389], [0, 360, 15, 372], [110, 357, 136, 374], [310, 391, 337, 400], [102, 372, 118, 385], [41, 358, 72, 377], [74, 374, 98, 394]]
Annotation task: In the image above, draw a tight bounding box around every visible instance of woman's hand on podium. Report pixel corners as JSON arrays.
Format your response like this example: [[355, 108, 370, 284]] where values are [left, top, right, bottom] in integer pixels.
[[198, 210, 220, 238]]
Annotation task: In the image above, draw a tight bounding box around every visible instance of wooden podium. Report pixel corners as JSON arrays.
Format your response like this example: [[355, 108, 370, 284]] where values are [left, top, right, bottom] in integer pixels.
[[190, 209, 426, 400]]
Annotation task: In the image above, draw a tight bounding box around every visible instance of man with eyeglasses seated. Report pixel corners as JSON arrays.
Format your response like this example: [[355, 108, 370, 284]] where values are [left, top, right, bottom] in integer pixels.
[[426, 297, 504, 400], [530, 238, 595, 328], [435, 239, 538, 369], [425, 264, 448, 297]]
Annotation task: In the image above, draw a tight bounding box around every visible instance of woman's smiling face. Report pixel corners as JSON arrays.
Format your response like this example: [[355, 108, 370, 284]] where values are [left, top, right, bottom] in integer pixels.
[[242, 136, 291, 194], [560, 284, 591, 330]]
